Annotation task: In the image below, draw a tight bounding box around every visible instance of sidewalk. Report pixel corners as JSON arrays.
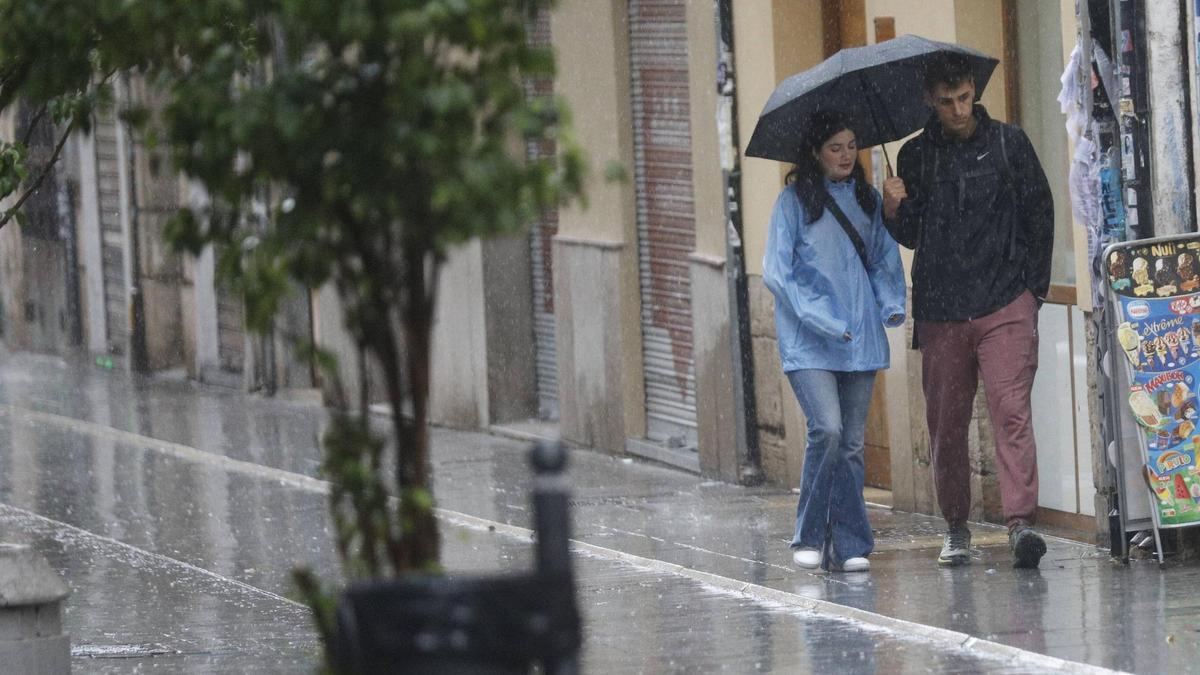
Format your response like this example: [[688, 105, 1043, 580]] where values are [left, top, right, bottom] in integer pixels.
[[0, 350, 1184, 672], [448, 426, 1179, 674]]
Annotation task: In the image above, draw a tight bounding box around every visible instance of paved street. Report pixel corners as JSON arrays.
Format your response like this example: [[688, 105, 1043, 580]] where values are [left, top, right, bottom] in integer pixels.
[[0, 350, 1181, 672]]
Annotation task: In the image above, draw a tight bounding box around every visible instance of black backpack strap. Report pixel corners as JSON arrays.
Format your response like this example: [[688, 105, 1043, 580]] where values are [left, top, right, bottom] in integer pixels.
[[993, 123, 1022, 260], [999, 121, 1008, 166], [922, 138, 940, 192], [824, 198, 871, 271], [916, 138, 936, 251], [996, 123, 1015, 190]]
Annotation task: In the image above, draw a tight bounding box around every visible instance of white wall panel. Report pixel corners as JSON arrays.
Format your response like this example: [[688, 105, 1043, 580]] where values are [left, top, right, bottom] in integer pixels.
[[1033, 305, 1076, 512]]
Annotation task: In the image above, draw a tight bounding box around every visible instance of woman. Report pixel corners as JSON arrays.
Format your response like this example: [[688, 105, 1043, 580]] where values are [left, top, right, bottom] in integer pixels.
[[762, 111, 906, 573]]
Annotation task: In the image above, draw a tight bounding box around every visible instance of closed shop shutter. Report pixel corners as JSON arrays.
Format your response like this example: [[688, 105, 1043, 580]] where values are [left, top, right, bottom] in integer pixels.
[[529, 186, 559, 420], [527, 7, 559, 420], [93, 109, 127, 356], [216, 282, 244, 373], [629, 0, 697, 448]]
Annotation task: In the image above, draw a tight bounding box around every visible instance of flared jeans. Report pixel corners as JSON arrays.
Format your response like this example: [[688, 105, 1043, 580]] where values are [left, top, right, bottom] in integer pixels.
[[786, 369, 876, 569]]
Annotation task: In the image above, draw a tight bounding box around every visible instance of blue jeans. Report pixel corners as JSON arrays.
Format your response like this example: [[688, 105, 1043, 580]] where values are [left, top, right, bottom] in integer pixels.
[[786, 369, 876, 569]]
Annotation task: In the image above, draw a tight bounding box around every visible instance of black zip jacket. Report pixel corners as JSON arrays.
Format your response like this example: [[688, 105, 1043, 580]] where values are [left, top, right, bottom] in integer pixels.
[[885, 105, 1054, 322]]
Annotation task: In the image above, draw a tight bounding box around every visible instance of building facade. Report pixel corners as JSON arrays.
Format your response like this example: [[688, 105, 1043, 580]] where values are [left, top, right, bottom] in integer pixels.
[[8, 0, 1199, 545]]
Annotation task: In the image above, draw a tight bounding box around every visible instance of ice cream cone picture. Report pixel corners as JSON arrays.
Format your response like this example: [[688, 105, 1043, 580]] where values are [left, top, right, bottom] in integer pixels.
[[1180, 328, 1192, 357], [1155, 337, 1168, 367], [1117, 322, 1142, 367], [1142, 340, 1157, 368], [1166, 330, 1181, 364], [1133, 257, 1154, 296], [1131, 386, 1167, 428]]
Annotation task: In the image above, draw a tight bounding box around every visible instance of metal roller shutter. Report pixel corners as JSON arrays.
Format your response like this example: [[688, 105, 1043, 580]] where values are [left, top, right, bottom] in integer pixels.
[[629, 0, 697, 448], [527, 7, 559, 420], [529, 192, 559, 420], [93, 109, 127, 356], [216, 281, 245, 373]]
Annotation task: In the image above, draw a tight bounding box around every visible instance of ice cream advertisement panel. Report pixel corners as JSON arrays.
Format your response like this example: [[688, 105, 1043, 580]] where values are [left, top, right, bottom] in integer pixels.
[[1110, 239, 1200, 525]]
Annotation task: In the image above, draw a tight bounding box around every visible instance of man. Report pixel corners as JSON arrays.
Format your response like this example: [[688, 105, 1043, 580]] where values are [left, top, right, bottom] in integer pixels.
[[882, 53, 1054, 568]]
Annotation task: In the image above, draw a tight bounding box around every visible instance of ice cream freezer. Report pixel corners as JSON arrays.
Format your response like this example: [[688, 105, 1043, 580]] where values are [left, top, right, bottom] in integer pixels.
[[1103, 234, 1200, 563]]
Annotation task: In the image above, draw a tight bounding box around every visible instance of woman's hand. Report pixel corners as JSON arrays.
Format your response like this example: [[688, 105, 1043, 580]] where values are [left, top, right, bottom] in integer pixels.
[[882, 176, 907, 220]]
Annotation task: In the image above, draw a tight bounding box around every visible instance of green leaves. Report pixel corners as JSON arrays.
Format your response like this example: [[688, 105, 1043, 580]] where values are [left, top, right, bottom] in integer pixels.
[[162, 208, 207, 256], [0, 0, 585, 632], [0, 142, 27, 202]]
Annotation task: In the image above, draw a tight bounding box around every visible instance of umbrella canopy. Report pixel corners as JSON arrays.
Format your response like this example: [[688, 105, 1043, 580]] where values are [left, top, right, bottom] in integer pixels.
[[745, 35, 999, 163]]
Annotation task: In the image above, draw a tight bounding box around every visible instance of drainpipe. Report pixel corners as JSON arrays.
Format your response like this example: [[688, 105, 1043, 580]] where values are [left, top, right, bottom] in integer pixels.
[[116, 74, 149, 373], [1191, 0, 1200, 225], [55, 165, 83, 347], [1083, 0, 1128, 555], [715, 0, 762, 485]]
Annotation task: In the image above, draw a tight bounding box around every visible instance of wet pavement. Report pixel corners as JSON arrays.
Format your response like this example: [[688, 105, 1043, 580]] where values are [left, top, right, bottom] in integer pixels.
[[0, 350, 1181, 672]]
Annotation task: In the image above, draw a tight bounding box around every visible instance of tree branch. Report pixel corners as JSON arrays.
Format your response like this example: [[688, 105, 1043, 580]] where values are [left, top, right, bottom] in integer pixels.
[[0, 118, 74, 230], [19, 104, 47, 147]]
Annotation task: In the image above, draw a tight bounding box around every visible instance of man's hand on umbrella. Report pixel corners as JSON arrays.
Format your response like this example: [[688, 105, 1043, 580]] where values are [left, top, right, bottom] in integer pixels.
[[883, 176, 907, 220]]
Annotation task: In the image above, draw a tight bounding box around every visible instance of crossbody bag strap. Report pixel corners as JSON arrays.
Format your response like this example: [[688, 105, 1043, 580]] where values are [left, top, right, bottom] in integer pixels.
[[824, 198, 871, 271]]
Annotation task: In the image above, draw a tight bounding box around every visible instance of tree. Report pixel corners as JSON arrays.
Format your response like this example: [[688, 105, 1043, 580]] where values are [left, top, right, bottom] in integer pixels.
[[0, 0, 584, 656]]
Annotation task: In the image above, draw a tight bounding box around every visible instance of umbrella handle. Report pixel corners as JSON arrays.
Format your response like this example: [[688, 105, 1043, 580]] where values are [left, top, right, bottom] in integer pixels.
[[883, 145, 894, 179]]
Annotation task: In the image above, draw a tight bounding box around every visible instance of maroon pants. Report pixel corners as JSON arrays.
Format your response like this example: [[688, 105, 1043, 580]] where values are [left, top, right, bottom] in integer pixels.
[[919, 291, 1039, 530]]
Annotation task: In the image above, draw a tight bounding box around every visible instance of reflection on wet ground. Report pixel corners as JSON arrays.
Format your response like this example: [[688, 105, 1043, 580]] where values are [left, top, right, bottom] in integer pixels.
[[0, 353, 1175, 672], [0, 403, 1016, 672]]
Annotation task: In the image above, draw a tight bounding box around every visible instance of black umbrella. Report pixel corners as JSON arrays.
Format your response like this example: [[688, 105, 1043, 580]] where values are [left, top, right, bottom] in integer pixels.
[[745, 34, 999, 169]]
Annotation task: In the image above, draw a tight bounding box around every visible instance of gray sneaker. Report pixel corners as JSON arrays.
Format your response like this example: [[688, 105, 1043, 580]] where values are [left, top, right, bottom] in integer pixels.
[[1009, 525, 1047, 568], [938, 524, 971, 567]]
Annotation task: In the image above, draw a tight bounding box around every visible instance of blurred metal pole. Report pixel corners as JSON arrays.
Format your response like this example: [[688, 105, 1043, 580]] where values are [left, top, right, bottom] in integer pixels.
[[714, 0, 763, 486], [1190, 0, 1200, 225], [531, 440, 579, 675], [0, 544, 70, 673], [115, 74, 149, 374]]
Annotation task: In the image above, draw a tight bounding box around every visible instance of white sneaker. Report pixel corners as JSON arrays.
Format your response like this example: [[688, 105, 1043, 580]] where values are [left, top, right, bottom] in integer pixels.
[[841, 556, 870, 572], [792, 547, 821, 569]]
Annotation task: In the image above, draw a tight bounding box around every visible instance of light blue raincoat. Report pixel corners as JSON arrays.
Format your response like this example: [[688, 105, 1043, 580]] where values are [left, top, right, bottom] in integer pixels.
[[762, 179, 906, 373]]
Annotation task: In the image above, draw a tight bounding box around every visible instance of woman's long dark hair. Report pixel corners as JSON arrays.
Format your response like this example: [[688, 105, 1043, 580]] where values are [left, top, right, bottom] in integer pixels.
[[785, 111, 877, 224]]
